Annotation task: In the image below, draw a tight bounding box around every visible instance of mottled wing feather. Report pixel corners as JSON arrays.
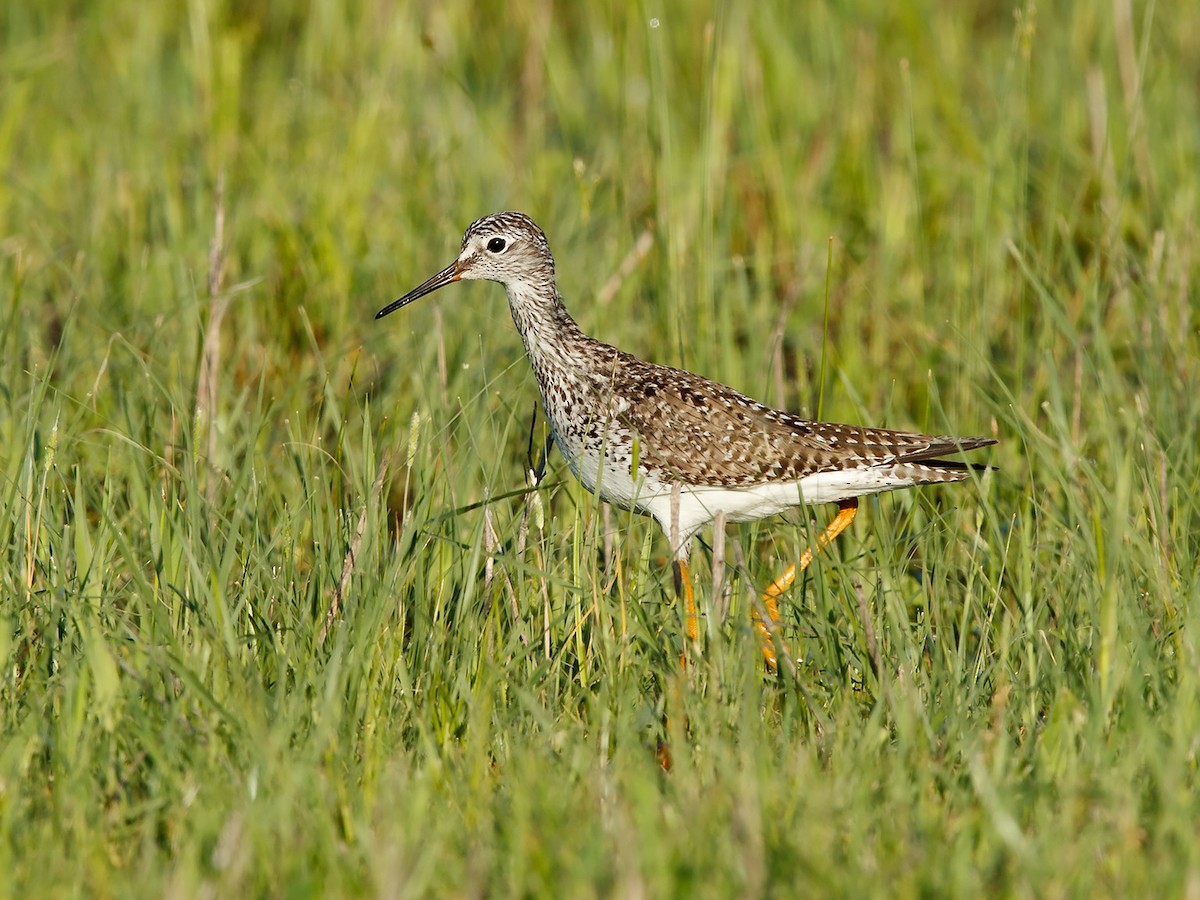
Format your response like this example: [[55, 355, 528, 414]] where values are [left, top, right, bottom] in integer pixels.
[[587, 348, 993, 487]]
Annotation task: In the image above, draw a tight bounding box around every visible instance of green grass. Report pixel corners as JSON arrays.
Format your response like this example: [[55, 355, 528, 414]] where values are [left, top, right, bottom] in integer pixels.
[[3, 0, 1199, 895]]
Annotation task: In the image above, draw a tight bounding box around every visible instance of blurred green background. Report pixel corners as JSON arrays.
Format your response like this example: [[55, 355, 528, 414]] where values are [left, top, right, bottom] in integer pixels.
[[2, 1, 1198, 895]]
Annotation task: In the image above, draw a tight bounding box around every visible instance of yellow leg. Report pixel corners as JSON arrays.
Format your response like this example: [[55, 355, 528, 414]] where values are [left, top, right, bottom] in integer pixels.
[[660, 558, 700, 773], [754, 498, 860, 668], [673, 558, 700, 646]]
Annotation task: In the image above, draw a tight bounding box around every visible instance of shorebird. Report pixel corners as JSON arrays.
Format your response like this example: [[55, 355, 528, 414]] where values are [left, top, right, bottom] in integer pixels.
[[377, 212, 994, 667]]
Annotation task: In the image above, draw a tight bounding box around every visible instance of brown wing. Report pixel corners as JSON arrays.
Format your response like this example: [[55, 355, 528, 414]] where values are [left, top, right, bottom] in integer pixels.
[[587, 348, 994, 487]]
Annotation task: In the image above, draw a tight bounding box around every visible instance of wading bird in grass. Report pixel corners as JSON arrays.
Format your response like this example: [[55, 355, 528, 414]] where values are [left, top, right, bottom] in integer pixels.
[[377, 212, 994, 667]]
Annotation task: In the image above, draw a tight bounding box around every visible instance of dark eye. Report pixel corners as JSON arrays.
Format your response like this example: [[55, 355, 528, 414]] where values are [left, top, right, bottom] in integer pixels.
[[487, 237, 507, 253]]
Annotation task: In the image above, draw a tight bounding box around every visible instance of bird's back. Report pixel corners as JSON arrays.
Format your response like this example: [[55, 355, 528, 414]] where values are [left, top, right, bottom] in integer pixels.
[[544, 339, 992, 493]]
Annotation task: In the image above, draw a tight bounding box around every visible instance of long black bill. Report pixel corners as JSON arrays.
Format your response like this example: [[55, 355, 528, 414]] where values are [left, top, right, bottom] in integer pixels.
[[376, 260, 461, 319]]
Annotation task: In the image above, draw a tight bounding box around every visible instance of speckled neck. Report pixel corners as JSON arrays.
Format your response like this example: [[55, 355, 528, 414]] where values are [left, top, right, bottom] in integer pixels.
[[503, 280, 592, 377]]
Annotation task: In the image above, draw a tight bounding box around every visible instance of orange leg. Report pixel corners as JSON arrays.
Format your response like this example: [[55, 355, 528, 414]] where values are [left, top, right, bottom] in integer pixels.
[[656, 738, 672, 772], [754, 498, 860, 669]]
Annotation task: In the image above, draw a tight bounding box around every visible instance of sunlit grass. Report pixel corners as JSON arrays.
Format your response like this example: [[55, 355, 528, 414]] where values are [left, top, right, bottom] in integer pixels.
[[2, 1, 1198, 894]]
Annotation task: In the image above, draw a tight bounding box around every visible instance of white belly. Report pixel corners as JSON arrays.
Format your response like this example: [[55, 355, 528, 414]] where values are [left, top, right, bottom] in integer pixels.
[[553, 429, 919, 557]]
